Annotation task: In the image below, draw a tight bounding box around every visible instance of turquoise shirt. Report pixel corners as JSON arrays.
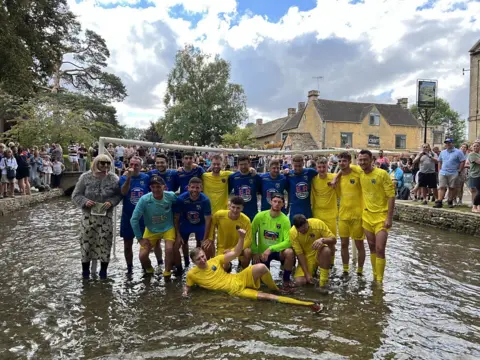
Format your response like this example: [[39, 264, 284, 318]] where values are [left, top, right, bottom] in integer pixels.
[[130, 191, 177, 239]]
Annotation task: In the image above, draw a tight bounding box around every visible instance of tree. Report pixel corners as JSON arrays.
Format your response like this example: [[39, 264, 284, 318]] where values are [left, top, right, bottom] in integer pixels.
[[221, 126, 255, 148], [51, 29, 127, 102], [410, 98, 466, 147], [124, 127, 146, 141], [144, 121, 162, 143], [157, 45, 248, 145], [0, 0, 79, 97]]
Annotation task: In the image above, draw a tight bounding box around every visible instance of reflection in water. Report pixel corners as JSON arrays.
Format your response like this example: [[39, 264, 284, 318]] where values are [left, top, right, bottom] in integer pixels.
[[0, 198, 479, 359]]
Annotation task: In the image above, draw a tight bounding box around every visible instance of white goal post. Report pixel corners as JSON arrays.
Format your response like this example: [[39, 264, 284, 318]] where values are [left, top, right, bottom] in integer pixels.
[[91, 136, 406, 274]]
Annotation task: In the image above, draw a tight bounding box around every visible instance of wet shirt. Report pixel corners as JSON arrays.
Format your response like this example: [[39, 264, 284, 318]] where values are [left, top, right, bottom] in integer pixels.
[[228, 172, 261, 221], [208, 210, 252, 253], [259, 173, 288, 213], [251, 210, 291, 254], [290, 218, 335, 259], [119, 173, 150, 216], [147, 169, 179, 192], [202, 171, 233, 215], [311, 173, 338, 220], [178, 167, 205, 193], [352, 165, 395, 214], [175, 192, 212, 229], [186, 255, 244, 295], [130, 192, 177, 239], [286, 168, 317, 221]]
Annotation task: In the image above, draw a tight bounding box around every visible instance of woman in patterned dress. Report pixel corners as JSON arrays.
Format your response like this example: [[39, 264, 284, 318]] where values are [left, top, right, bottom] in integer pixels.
[[72, 154, 122, 279]]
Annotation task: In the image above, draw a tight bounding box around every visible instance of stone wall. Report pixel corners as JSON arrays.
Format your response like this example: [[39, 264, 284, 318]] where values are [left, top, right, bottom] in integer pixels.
[[0, 189, 64, 216], [394, 201, 480, 237]]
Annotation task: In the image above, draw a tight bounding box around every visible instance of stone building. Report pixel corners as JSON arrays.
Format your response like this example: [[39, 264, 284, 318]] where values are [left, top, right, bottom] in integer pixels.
[[468, 39, 480, 142], [253, 90, 443, 151]]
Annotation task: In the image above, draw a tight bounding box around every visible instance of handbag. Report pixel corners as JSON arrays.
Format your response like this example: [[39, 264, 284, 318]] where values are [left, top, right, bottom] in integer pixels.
[[4, 158, 16, 180]]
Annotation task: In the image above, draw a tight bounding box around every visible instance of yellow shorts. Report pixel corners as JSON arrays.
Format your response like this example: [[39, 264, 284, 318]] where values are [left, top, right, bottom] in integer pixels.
[[141, 227, 176, 249], [338, 219, 365, 240], [230, 265, 261, 298], [362, 211, 389, 235], [313, 213, 338, 236]]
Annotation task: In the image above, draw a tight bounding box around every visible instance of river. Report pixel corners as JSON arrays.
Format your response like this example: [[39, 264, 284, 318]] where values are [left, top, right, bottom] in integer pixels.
[[0, 198, 479, 359]]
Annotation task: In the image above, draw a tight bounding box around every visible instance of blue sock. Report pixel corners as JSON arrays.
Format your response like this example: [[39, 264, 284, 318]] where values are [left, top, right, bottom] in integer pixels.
[[127, 264, 133, 273], [184, 256, 190, 266], [283, 270, 292, 282], [157, 258, 164, 266]]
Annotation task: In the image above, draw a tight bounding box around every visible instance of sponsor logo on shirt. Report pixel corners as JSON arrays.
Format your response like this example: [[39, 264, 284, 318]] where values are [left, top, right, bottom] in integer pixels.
[[295, 182, 309, 199], [152, 215, 167, 223], [266, 188, 277, 204], [187, 211, 201, 224], [276, 224, 281, 229], [129, 187, 145, 205], [264, 230, 279, 241], [239, 185, 252, 202]]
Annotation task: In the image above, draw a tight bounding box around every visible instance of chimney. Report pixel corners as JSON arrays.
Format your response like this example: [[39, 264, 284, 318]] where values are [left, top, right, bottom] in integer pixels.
[[397, 98, 408, 109], [307, 89, 319, 102], [298, 102, 305, 112], [288, 108, 296, 117], [256, 118, 263, 125]]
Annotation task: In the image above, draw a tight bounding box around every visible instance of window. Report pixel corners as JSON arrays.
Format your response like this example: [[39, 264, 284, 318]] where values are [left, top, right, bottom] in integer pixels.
[[340, 132, 352, 147], [395, 134, 406, 149], [433, 131, 443, 144], [369, 113, 380, 126]]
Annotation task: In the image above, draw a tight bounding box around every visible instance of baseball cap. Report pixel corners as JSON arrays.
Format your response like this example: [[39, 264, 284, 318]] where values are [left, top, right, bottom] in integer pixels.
[[444, 138, 454, 143], [150, 175, 165, 185]]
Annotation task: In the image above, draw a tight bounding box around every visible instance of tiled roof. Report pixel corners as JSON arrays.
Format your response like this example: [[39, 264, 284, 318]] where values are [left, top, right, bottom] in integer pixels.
[[283, 132, 319, 151], [280, 106, 307, 132], [314, 99, 421, 127], [253, 116, 288, 138]]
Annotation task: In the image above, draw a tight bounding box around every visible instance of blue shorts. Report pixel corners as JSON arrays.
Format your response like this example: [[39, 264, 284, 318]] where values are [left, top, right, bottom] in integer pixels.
[[180, 226, 205, 243], [121, 213, 144, 240], [261, 251, 282, 269]]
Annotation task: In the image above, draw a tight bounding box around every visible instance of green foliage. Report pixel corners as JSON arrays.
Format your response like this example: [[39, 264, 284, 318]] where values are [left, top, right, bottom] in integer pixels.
[[144, 121, 162, 142], [410, 98, 466, 147], [0, 0, 79, 97], [1, 94, 120, 148], [157, 45, 248, 145], [221, 126, 255, 148], [124, 127, 146, 141]]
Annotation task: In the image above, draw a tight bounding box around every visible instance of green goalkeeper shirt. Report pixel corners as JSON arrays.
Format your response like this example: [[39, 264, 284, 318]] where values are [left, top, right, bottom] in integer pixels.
[[251, 210, 292, 254]]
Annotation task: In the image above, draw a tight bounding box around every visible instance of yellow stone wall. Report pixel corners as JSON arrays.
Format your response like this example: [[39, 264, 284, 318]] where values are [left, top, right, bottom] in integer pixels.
[[255, 133, 280, 147], [292, 102, 323, 145]]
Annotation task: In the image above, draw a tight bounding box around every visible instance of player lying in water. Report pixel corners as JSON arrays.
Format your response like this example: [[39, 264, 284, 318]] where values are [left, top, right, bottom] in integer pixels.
[[183, 228, 322, 311]]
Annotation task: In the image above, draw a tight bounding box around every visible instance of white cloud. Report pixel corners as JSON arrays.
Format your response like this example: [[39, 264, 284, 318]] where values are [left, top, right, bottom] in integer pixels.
[[67, 0, 479, 129]]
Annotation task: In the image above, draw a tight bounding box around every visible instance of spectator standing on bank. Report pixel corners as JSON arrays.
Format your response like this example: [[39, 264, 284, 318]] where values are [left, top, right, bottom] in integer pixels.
[[51, 158, 65, 188], [434, 138, 465, 208], [78, 143, 88, 172], [468, 142, 480, 212], [42, 155, 53, 186], [115, 144, 125, 163], [455, 143, 470, 205], [51, 143, 63, 162], [413, 143, 438, 205], [376, 150, 390, 167], [68, 141, 79, 171], [0, 148, 17, 198], [15, 146, 31, 195]]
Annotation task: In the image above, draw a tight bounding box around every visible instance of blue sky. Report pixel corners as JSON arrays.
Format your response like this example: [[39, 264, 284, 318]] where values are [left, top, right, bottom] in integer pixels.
[[69, 0, 479, 128]]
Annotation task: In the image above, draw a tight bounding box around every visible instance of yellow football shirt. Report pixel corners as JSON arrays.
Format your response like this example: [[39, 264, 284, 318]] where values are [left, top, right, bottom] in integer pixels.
[[311, 173, 338, 219], [208, 210, 252, 254], [289, 218, 335, 259], [186, 255, 244, 295], [338, 169, 363, 220], [202, 171, 233, 216], [351, 165, 395, 213]]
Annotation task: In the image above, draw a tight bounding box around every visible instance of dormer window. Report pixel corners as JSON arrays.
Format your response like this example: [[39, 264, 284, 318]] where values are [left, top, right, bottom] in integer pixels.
[[369, 113, 380, 126]]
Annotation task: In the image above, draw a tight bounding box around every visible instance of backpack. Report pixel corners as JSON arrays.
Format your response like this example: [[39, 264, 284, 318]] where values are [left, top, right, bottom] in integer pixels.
[[397, 186, 410, 200]]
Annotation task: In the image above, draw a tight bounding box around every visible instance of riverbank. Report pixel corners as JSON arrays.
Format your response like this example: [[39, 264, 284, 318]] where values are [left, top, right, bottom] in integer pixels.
[[394, 200, 480, 237], [0, 189, 64, 216]]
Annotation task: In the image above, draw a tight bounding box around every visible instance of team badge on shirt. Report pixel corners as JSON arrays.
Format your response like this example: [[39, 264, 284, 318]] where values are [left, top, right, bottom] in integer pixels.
[[275, 183, 280, 188], [295, 182, 309, 199], [276, 224, 281, 229], [211, 265, 217, 271], [196, 205, 201, 210], [304, 175, 308, 180], [222, 179, 226, 183], [350, 179, 355, 184], [310, 233, 315, 238], [249, 179, 254, 184], [239, 185, 252, 201], [371, 179, 376, 184]]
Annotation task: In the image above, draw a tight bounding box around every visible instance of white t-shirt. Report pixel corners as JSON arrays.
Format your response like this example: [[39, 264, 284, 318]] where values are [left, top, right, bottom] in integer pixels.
[[115, 145, 125, 157]]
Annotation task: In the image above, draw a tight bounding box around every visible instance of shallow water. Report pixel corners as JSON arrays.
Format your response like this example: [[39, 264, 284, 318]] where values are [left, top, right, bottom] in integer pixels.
[[0, 198, 479, 359]]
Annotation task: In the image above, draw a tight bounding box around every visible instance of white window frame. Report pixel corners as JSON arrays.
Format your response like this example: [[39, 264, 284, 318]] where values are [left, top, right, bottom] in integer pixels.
[[369, 113, 380, 126], [395, 134, 407, 149]]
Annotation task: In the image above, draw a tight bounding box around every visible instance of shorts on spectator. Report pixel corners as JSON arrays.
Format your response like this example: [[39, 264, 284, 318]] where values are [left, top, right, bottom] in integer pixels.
[[439, 173, 459, 188], [418, 172, 437, 189], [69, 156, 78, 163]]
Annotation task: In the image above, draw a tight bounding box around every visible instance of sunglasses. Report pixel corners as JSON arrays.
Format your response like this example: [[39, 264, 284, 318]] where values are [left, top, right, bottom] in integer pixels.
[[99, 161, 111, 166]]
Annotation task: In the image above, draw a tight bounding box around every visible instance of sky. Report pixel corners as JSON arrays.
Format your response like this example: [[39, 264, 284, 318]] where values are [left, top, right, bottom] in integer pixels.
[[68, 0, 480, 129]]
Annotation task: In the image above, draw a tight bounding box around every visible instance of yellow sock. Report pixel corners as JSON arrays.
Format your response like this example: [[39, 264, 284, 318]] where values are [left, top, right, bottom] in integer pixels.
[[343, 264, 349, 272], [261, 273, 279, 291], [376, 257, 386, 283], [277, 295, 314, 306], [370, 253, 377, 277], [331, 254, 335, 266], [319, 268, 329, 287], [357, 267, 363, 274]]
